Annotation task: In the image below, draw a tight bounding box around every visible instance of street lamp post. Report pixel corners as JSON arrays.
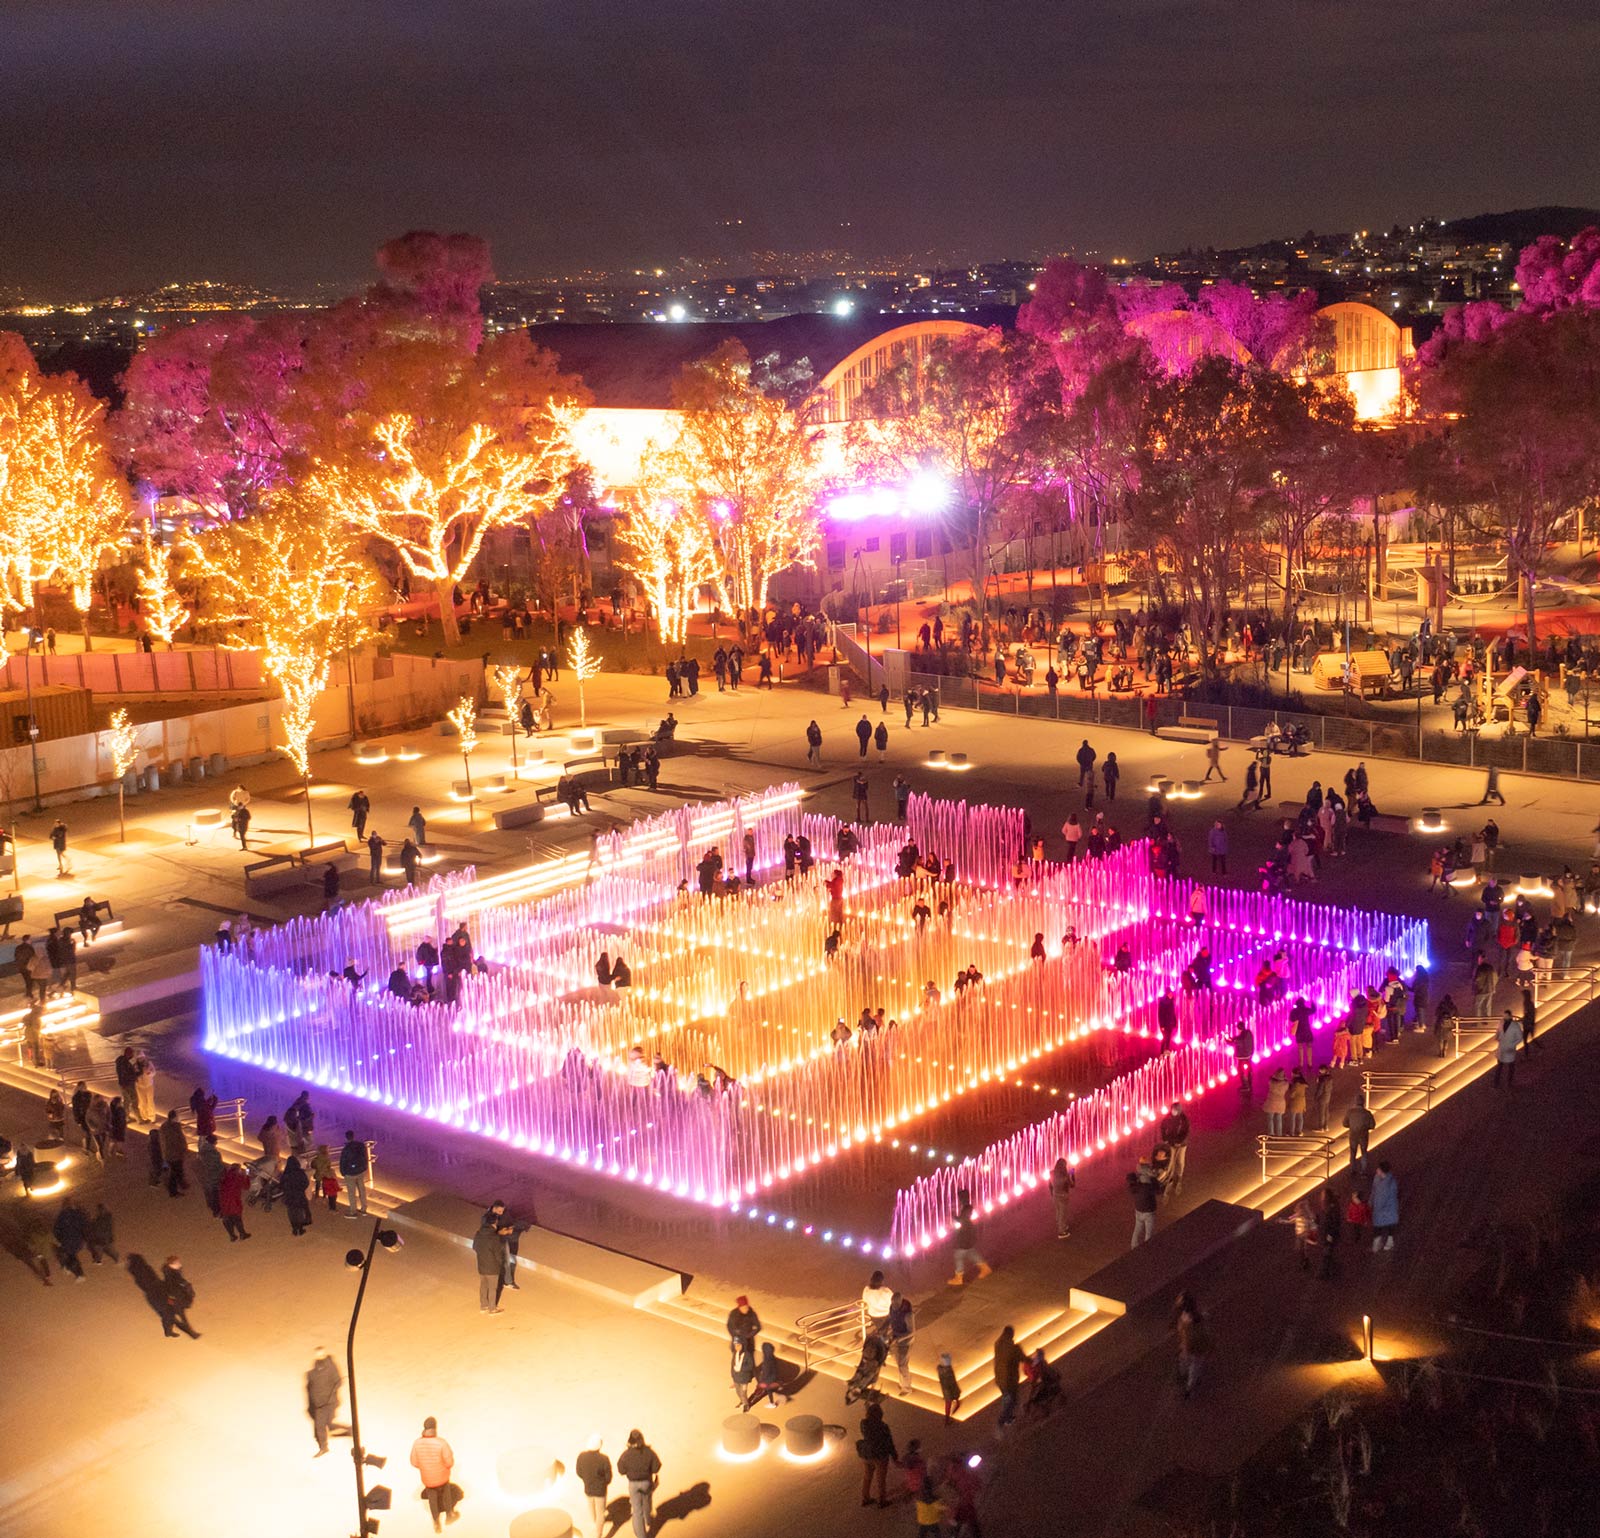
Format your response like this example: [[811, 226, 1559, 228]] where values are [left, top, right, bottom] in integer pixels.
[[22, 628, 43, 813], [344, 1218, 403, 1538]]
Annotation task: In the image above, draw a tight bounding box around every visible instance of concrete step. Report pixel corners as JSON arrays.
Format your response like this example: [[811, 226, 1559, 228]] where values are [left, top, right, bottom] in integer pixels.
[[387, 1190, 683, 1308]]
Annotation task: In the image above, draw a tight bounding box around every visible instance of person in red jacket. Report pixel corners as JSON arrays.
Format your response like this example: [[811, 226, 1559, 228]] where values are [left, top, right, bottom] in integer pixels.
[[217, 1163, 251, 1242], [410, 1416, 458, 1531]]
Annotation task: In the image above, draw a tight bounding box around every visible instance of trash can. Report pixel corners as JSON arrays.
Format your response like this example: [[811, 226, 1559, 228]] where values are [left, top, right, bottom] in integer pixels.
[[143, 765, 161, 792], [828, 664, 841, 695], [165, 758, 185, 786], [189, 755, 206, 781], [208, 752, 227, 777]]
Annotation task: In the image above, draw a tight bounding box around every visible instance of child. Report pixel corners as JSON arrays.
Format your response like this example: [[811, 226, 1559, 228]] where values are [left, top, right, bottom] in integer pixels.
[[915, 1487, 948, 1538], [937, 1350, 961, 1425], [1345, 1187, 1372, 1249], [1330, 1019, 1352, 1069], [1360, 1003, 1378, 1063]]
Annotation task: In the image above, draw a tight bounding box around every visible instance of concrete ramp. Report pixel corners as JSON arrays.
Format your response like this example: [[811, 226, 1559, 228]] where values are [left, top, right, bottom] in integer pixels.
[[388, 1191, 684, 1308], [1070, 1199, 1262, 1316]]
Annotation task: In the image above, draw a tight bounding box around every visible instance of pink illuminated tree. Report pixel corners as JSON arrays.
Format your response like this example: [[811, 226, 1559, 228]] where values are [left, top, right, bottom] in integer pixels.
[[113, 314, 303, 521], [1195, 281, 1321, 370], [1514, 227, 1600, 313]]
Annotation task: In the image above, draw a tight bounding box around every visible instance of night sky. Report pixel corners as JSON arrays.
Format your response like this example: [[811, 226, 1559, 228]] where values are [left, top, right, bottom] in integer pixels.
[[5, 0, 1599, 293]]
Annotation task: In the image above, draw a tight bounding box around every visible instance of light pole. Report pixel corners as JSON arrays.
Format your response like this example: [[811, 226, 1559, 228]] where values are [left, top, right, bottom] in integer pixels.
[[344, 1219, 403, 1538], [22, 627, 43, 813], [893, 555, 904, 652]]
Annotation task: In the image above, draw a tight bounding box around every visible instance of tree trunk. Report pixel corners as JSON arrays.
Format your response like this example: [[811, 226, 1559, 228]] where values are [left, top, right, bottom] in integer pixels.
[[81, 607, 94, 652], [436, 579, 462, 647]]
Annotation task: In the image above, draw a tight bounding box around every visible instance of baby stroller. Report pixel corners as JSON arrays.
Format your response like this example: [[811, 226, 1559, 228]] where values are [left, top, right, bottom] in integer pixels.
[[1023, 1349, 1062, 1416], [843, 1330, 888, 1405], [245, 1154, 283, 1212]]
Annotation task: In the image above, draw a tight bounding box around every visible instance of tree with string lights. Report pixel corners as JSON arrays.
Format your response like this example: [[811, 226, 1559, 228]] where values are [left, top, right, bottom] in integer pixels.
[[304, 330, 582, 647], [492, 663, 523, 774], [447, 696, 479, 823], [136, 531, 191, 649], [611, 483, 721, 647], [188, 495, 380, 846], [566, 626, 601, 728], [106, 707, 139, 842], [0, 364, 129, 637], [646, 341, 826, 617]]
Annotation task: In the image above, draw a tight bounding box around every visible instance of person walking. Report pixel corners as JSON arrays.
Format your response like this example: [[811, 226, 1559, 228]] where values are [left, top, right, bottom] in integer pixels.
[[409, 1416, 459, 1531], [855, 714, 872, 758], [1478, 764, 1506, 806], [617, 1429, 661, 1538], [1202, 739, 1226, 782], [160, 1256, 199, 1338], [937, 1351, 961, 1425], [408, 806, 428, 847], [87, 1202, 118, 1265], [1103, 752, 1119, 801], [306, 1350, 343, 1457], [1264, 1068, 1288, 1136], [1173, 1292, 1210, 1399], [231, 802, 252, 849], [1158, 1101, 1190, 1192], [1128, 1161, 1159, 1246], [1207, 820, 1228, 875], [348, 790, 370, 841], [1285, 1070, 1308, 1137], [197, 1134, 224, 1215], [159, 1109, 189, 1197], [1317, 1187, 1344, 1280], [1370, 1161, 1399, 1252], [992, 1325, 1024, 1430], [575, 1437, 613, 1538], [366, 830, 385, 883], [852, 772, 870, 824], [1238, 760, 1259, 810], [1075, 739, 1097, 790], [857, 1401, 899, 1507], [726, 1294, 761, 1360], [1342, 1100, 1375, 1171], [886, 1292, 915, 1394], [805, 720, 823, 768], [1048, 1156, 1076, 1238], [281, 1155, 313, 1236], [50, 819, 70, 875], [53, 1197, 88, 1281], [947, 1189, 991, 1285], [339, 1130, 370, 1215], [474, 1210, 506, 1314], [218, 1162, 251, 1241], [1493, 1009, 1524, 1087]]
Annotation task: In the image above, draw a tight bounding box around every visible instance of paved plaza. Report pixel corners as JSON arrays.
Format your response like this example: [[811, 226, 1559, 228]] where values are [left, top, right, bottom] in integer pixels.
[[4, 670, 1600, 1538]]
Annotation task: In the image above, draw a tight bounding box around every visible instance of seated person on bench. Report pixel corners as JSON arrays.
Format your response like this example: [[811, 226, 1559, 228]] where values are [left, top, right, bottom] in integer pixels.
[[654, 712, 678, 742]]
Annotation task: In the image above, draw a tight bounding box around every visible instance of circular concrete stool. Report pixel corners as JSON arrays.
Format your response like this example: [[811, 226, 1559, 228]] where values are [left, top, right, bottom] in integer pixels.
[[1183, 779, 1201, 796], [509, 1511, 572, 1538], [928, 749, 946, 763], [784, 1414, 824, 1458], [722, 1413, 761, 1457], [950, 752, 968, 765], [1419, 807, 1443, 831], [1154, 777, 1173, 796]]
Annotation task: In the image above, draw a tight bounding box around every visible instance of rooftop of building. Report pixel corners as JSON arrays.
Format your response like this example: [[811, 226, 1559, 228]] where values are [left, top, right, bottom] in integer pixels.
[[527, 307, 1015, 408]]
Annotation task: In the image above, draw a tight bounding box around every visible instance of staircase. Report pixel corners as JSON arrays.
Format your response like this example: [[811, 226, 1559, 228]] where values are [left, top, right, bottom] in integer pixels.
[[647, 1285, 1115, 1420]]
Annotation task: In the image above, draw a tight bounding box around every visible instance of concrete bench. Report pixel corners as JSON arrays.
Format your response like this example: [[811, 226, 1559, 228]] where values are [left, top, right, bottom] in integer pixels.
[[1363, 813, 1411, 834], [244, 854, 306, 897], [1158, 720, 1216, 742], [491, 802, 546, 831], [1070, 1198, 1261, 1317]]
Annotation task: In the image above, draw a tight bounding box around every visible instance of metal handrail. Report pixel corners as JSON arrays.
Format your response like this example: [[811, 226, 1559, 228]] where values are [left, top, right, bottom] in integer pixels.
[[1362, 1069, 1436, 1113], [1255, 1133, 1336, 1185], [1451, 1019, 1503, 1058], [794, 1299, 868, 1373]]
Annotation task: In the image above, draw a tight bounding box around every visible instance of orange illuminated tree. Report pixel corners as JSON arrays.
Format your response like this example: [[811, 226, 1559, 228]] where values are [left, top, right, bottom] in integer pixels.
[[136, 530, 191, 649], [305, 331, 581, 647], [611, 479, 721, 646], [646, 341, 826, 616], [0, 364, 129, 637], [190, 495, 380, 845]]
